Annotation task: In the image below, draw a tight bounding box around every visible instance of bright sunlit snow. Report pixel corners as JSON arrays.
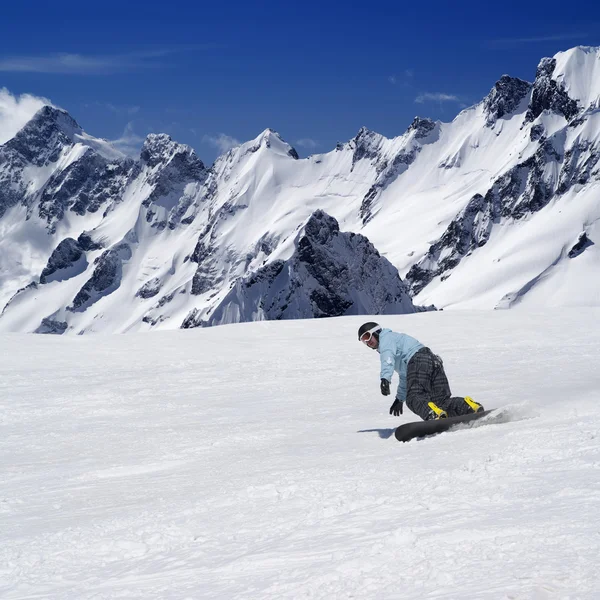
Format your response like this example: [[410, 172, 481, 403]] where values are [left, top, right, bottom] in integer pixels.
[[2, 309, 599, 598]]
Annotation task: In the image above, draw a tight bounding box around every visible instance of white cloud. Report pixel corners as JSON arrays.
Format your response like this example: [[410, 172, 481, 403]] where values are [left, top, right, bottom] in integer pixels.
[[415, 92, 461, 104], [104, 103, 140, 115], [388, 71, 414, 86], [109, 122, 145, 157], [295, 138, 319, 149], [202, 133, 240, 153], [488, 33, 587, 47], [0, 87, 52, 144], [0, 50, 172, 75]]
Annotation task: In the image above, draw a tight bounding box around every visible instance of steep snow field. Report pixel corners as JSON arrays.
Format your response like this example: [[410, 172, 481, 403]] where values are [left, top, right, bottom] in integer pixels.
[[2, 309, 600, 598]]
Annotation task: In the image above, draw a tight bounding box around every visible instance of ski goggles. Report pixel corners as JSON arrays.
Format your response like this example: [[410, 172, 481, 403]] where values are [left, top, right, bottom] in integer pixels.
[[360, 325, 381, 344]]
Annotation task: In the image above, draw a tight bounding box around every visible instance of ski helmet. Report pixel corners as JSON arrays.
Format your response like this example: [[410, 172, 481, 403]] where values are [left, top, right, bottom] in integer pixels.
[[358, 321, 381, 342]]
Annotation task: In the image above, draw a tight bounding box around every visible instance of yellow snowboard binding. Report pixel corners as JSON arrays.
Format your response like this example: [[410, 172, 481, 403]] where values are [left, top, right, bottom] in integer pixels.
[[464, 396, 484, 413], [427, 402, 448, 420]]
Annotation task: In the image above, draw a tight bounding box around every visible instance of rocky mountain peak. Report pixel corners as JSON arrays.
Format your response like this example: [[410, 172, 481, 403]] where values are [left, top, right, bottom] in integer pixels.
[[483, 75, 532, 126], [407, 117, 437, 139], [190, 210, 417, 327], [349, 127, 385, 167], [28, 105, 82, 136], [140, 133, 205, 175], [302, 209, 340, 244], [525, 57, 580, 123], [4, 105, 83, 166], [257, 128, 299, 159]]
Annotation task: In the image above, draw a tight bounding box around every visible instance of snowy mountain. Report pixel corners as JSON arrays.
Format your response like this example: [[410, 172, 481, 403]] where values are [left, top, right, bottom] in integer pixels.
[[1, 46, 600, 334]]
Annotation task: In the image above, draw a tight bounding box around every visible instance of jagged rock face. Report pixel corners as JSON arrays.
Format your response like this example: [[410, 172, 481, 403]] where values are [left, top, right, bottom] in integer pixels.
[[186, 210, 416, 327], [77, 232, 104, 251], [358, 118, 439, 224], [3, 106, 81, 166], [38, 152, 135, 230], [568, 232, 594, 258], [141, 134, 205, 176], [40, 238, 86, 284], [405, 138, 565, 296], [558, 139, 600, 194], [484, 75, 532, 126], [408, 117, 436, 139], [35, 317, 68, 335], [350, 127, 385, 170], [136, 277, 162, 299], [525, 58, 580, 123], [141, 134, 207, 230], [69, 243, 132, 312], [0, 105, 135, 229]]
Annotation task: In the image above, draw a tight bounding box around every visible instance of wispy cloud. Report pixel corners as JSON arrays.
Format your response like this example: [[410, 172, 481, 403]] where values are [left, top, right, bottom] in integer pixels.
[[388, 69, 414, 86], [487, 33, 587, 48], [295, 138, 319, 149], [0, 87, 52, 144], [109, 122, 145, 157], [103, 103, 140, 116], [202, 133, 241, 153], [415, 92, 461, 104], [84, 101, 140, 115], [0, 49, 175, 75]]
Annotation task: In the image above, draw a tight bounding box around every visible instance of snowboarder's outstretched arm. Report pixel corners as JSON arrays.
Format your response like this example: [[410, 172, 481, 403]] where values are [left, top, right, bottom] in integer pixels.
[[379, 335, 396, 384]]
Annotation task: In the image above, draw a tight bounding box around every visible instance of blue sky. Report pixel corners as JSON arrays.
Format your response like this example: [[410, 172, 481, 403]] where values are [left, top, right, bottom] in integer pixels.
[[1, 0, 598, 164]]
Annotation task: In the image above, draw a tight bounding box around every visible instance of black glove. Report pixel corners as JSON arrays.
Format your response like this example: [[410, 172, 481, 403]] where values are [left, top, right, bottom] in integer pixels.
[[389, 398, 403, 416], [380, 379, 390, 396]]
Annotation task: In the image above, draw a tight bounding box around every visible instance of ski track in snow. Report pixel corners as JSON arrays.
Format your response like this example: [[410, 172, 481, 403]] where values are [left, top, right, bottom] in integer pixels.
[[1, 309, 600, 599]]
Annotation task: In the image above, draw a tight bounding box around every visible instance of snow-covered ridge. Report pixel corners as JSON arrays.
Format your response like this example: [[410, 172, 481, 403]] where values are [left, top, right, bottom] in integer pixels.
[[0, 45, 599, 333]]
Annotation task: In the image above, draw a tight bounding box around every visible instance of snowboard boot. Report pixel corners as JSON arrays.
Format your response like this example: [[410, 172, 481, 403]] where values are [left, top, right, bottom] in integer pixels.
[[464, 396, 484, 413], [427, 401, 448, 420]]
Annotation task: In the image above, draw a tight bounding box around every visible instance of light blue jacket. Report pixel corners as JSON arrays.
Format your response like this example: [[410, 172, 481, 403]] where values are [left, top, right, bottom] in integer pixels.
[[377, 328, 424, 401]]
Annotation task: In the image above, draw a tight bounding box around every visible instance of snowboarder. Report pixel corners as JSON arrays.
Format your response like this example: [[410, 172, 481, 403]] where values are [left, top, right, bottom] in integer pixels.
[[358, 322, 484, 421]]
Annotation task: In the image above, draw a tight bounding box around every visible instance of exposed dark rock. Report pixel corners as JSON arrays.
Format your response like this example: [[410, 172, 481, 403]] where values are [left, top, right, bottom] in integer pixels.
[[195, 210, 415, 327], [525, 58, 580, 123], [530, 124, 545, 142], [181, 308, 202, 329], [136, 277, 162, 299], [1, 282, 38, 316], [557, 140, 600, 194], [350, 127, 384, 170], [406, 138, 564, 295], [359, 146, 418, 224], [35, 317, 68, 335], [568, 232, 594, 258], [483, 75, 532, 126], [69, 243, 132, 311], [77, 232, 104, 251], [4, 106, 81, 167], [40, 238, 85, 284], [407, 117, 437, 139]]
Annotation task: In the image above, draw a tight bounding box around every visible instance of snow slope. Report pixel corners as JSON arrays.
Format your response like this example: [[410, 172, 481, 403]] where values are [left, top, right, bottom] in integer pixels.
[[2, 309, 600, 598]]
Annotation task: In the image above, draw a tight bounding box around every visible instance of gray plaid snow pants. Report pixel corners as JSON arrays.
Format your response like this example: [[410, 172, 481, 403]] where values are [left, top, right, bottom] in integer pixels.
[[406, 348, 472, 421]]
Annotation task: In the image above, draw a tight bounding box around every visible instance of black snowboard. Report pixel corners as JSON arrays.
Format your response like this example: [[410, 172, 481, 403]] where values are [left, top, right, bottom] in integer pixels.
[[395, 409, 497, 442]]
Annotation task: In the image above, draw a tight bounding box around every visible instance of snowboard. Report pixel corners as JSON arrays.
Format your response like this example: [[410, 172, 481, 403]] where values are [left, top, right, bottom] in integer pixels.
[[395, 409, 499, 442]]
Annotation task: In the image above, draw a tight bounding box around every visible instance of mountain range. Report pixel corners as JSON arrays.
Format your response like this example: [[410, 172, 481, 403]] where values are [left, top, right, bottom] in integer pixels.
[[1, 45, 599, 334]]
